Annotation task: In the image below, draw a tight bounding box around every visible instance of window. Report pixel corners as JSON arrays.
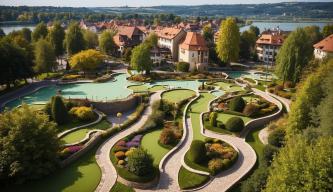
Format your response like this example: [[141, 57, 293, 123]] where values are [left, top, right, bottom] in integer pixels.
[[192, 53, 194, 57]]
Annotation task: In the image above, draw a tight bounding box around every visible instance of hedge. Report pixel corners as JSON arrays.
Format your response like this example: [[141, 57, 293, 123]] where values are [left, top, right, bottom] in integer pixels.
[[176, 62, 190, 72], [209, 112, 218, 127], [225, 117, 245, 132], [188, 140, 206, 164], [229, 96, 246, 112]]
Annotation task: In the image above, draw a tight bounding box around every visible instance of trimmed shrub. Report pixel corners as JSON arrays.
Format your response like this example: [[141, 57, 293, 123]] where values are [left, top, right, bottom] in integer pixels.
[[188, 140, 206, 164], [209, 112, 218, 127], [229, 96, 246, 112], [274, 85, 284, 92], [51, 96, 69, 125], [225, 117, 245, 132], [69, 106, 95, 122], [176, 62, 190, 72], [243, 103, 259, 117], [268, 128, 285, 147], [113, 146, 128, 153], [203, 113, 210, 121], [127, 148, 154, 176], [159, 129, 177, 145], [118, 160, 125, 166], [217, 121, 225, 129], [208, 158, 224, 175], [115, 151, 126, 160], [222, 158, 231, 168]]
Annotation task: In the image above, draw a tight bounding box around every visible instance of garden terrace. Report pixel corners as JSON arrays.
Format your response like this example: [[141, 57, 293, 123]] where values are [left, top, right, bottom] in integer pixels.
[[161, 89, 196, 104]]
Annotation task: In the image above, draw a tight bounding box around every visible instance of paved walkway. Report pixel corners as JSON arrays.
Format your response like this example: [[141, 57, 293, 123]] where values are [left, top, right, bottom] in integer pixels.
[[258, 127, 270, 145], [94, 91, 162, 192]]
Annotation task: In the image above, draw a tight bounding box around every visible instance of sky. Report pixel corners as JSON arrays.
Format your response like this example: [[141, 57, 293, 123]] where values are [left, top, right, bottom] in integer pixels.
[[0, 0, 331, 7]]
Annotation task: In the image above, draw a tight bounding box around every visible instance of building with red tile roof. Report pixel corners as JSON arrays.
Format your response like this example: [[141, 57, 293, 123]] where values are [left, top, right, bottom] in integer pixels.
[[113, 26, 145, 54], [156, 27, 186, 61], [314, 34, 333, 59], [179, 32, 209, 71]]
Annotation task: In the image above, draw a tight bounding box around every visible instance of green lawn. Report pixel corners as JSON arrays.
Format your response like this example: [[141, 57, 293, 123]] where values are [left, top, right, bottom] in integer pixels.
[[140, 129, 170, 166], [162, 89, 196, 104], [4, 145, 102, 192], [213, 81, 232, 90], [56, 114, 99, 133], [189, 92, 215, 141], [127, 85, 149, 92], [110, 182, 134, 192], [60, 120, 111, 144], [149, 85, 165, 92], [178, 166, 210, 190], [216, 113, 252, 124]]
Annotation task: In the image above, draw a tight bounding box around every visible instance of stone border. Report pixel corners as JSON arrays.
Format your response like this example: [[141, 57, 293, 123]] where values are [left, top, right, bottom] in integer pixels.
[[57, 109, 104, 138], [62, 129, 104, 147], [117, 172, 160, 189], [265, 90, 291, 112]]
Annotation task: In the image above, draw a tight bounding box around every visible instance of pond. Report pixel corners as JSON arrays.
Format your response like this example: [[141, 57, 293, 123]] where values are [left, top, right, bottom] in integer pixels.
[[1, 24, 36, 34]]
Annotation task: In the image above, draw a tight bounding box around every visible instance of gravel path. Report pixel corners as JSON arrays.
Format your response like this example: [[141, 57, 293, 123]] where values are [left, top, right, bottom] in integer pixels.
[[94, 91, 162, 192]]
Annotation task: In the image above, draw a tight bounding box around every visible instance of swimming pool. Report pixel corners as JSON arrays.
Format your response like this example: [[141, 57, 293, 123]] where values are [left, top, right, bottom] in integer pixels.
[[4, 71, 263, 109]]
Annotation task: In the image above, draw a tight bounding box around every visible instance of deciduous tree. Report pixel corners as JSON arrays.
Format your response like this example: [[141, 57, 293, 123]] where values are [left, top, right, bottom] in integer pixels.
[[31, 22, 48, 42], [69, 49, 105, 72], [83, 29, 98, 49], [216, 17, 240, 64], [98, 31, 115, 55], [34, 38, 56, 74], [48, 22, 65, 59], [65, 22, 86, 55], [130, 43, 152, 74]]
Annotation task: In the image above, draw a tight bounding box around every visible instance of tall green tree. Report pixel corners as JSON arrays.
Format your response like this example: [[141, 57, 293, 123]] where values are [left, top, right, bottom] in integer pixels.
[[249, 25, 260, 37], [31, 22, 48, 42], [216, 17, 240, 64], [64, 22, 86, 55], [144, 32, 158, 48], [20, 27, 32, 42], [0, 104, 59, 182], [83, 29, 98, 49], [275, 28, 313, 84], [98, 31, 115, 55], [130, 43, 152, 74], [304, 25, 323, 45], [48, 22, 65, 59], [322, 24, 333, 37], [202, 25, 214, 42], [0, 38, 34, 88], [239, 30, 257, 60], [34, 38, 56, 74]]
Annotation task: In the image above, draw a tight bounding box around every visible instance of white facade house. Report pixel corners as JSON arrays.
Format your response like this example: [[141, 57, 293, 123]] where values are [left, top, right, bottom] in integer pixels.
[[313, 34, 333, 60], [178, 32, 209, 71], [256, 29, 287, 64], [156, 27, 186, 61]]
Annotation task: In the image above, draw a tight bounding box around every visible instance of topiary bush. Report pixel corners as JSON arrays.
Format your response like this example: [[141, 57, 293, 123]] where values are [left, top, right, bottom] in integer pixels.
[[127, 148, 154, 176], [225, 117, 245, 132], [115, 151, 126, 160], [268, 128, 285, 147], [188, 140, 206, 164], [176, 62, 190, 72], [209, 112, 218, 127], [51, 96, 69, 125], [229, 96, 246, 112]]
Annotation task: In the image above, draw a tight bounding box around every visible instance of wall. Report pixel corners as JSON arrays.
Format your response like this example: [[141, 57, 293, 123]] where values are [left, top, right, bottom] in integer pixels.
[[92, 95, 139, 115]]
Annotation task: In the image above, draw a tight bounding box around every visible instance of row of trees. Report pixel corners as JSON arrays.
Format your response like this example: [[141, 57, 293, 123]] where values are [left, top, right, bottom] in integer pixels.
[[0, 21, 117, 89]]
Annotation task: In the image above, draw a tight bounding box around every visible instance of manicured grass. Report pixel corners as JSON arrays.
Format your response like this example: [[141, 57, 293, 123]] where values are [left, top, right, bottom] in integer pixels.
[[4, 145, 102, 192], [28, 104, 45, 111], [213, 81, 232, 90], [127, 85, 149, 92], [216, 113, 252, 124], [189, 92, 215, 141], [149, 85, 165, 92], [56, 114, 99, 133], [184, 152, 211, 173], [110, 182, 134, 192], [60, 120, 111, 144], [141, 129, 170, 166], [162, 89, 196, 104], [228, 85, 244, 92], [178, 166, 210, 190]]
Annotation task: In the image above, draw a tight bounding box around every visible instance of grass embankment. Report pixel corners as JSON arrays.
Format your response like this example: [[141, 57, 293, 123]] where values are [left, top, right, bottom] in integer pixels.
[[4, 144, 102, 192], [161, 89, 196, 104], [110, 182, 134, 192], [178, 166, 210, 190], [60, 120, 110, 144], [127, 85, 165, 92]]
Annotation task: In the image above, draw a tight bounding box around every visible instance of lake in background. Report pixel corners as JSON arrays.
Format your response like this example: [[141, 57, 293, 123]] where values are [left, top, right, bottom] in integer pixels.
[[0, 21, 332, 35], [1, 25, 36, 34], [240, 21, 332, 32]]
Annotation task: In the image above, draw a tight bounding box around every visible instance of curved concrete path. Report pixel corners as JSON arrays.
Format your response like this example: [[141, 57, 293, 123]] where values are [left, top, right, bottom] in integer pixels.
[[95, 91, 162, 192]]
